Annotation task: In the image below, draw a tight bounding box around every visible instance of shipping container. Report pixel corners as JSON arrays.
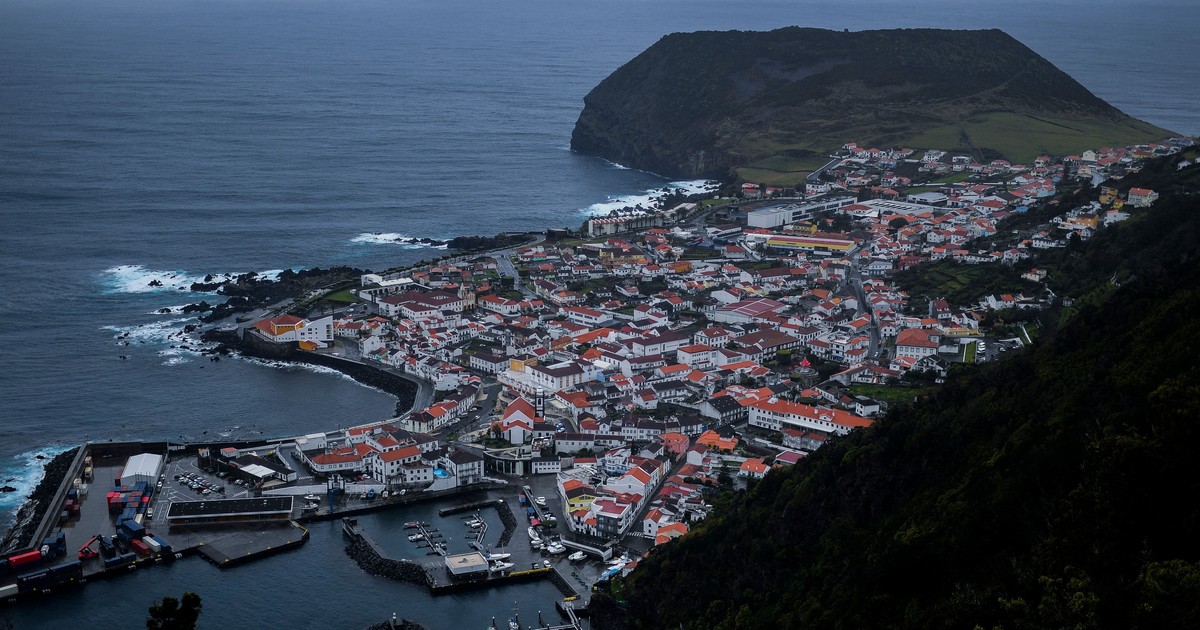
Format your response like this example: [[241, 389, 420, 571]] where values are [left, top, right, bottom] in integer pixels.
[[79, 483, 89, 496], [16, 569, 51, 593], [48, 560, 82, 580], [98, 536, 115, 556], [67, 488, 78, 500], [9, 550, 43, 568], [151, 536, 172, 554], [0, 583, 17, 601], [102, 554, 128, 569], [130, 539, 149, 555], [59, 510, 69, 524], [142, 537, 162, 553]]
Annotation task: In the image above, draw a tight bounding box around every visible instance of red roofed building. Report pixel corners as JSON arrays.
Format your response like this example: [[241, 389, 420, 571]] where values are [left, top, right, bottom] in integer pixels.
[[251, 314, 333, 345], [895, 328, 940, 358], [748, 398, 872, 437]]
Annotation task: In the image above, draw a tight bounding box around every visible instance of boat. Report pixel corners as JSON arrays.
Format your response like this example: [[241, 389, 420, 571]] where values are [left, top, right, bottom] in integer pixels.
[[489, 561, 514, 572], [546, 542, 566, 554], [484, 552, 510, 561], [408, 533, 424, 542], [303, 494, 321, 501], [568, 551, 586, 562], [301, 502, 318, 512], [526, 526, 540, 541], [403, 521, 421, 529]]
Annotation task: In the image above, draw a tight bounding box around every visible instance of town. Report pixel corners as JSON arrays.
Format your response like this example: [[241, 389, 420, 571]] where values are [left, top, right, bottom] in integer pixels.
[[241, 134, 1195, 548], [2, 135, 1195, 611]]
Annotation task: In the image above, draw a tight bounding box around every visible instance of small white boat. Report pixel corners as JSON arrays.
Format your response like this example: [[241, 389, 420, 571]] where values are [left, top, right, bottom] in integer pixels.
[[568, 551, 586, 562], [303, 494, 321, 501], [490, 561, 514, 572], [484, 552, 510, 561], [546, 543, 566, 554], [408, 533, 424, 542], [527, 526, 540, 541]]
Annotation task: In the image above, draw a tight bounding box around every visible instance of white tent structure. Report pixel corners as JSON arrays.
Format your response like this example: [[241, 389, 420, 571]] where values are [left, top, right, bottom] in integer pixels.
[[119, 453, 163, 486]]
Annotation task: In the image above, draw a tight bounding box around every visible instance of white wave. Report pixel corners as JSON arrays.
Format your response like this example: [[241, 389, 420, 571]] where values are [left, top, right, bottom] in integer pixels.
[[161, 356, 193, 366], [350, 232, 449, 250], [581, 179, 720, 216], [102, 317, 198, 346], [0, 446, 77, 513], [102, 264, 286, 295], [147, 304, 191, 315]]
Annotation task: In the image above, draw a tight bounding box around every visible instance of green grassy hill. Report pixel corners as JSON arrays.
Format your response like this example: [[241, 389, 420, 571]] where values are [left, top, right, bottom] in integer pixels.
[[593, 156, 1200, 629], [571, 27, 1172, 182]]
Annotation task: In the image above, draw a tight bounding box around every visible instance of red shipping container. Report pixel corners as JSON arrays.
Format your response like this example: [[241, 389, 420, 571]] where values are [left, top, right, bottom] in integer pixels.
[[141, 496, 150, 503], [130, 539, 149, 555], [8, 550, 43, 568]]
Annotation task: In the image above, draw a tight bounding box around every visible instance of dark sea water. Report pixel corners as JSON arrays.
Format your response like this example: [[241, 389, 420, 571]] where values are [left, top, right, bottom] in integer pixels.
[[1, 0, 1196, 627]]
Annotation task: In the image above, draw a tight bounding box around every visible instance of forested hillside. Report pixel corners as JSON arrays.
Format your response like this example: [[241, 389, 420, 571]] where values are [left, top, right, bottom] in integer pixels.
[[599, 157, 1200, 629]]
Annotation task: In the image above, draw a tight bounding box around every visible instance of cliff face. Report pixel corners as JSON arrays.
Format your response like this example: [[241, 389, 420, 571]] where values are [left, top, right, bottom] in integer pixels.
[[571, 27, 1168, 179]]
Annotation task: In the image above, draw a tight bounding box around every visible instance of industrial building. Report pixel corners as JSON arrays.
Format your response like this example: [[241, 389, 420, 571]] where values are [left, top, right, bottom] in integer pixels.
[[746, 196, 856, 228], [118, 453, 163, 486], [165, 497, 295, 527], [444, 552, 489, 578]]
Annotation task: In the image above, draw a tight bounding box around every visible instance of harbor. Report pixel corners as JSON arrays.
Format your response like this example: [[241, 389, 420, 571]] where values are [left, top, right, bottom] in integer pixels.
[[0, 438, 617, 629]]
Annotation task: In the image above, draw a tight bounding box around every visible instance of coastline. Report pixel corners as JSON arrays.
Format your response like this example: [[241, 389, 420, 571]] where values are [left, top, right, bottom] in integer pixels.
[[0, 448, 79, 555], [228, 333, 423, 419]]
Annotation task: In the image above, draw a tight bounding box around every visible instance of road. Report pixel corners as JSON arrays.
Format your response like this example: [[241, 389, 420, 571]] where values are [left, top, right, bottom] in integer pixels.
[[487, 234, 547, 298], [807, 156, 844, 183], [847, 250, 882, 360]]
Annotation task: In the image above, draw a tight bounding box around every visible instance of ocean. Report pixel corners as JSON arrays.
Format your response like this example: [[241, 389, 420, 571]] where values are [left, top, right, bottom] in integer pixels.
[[0, 0, 1196, 627]]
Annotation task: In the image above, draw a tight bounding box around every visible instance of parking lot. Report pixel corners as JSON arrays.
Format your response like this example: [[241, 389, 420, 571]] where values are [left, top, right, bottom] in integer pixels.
[[154, 456, 257, 521]]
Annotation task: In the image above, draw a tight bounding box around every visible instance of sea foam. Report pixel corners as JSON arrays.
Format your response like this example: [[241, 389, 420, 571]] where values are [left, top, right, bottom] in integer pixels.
[[0, 446, 77, 515], [102, 265, 286, 295], [350, 232, 449, 249], [581, 179, 719, 216]]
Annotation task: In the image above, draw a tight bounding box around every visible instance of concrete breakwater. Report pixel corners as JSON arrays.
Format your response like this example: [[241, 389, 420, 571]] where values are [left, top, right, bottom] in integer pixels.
[[234, 335, 419, 417], [345, 537, 433, 589]]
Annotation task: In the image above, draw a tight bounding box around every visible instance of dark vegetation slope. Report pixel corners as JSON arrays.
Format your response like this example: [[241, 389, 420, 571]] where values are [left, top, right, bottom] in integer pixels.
[[572, 27, 1170, 179], [601, 156, 1200, 629]]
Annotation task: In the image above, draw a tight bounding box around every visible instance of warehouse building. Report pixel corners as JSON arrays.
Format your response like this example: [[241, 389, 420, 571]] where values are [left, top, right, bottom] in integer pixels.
[[166, 497, 295, 527], [118, 453, 164, 486]]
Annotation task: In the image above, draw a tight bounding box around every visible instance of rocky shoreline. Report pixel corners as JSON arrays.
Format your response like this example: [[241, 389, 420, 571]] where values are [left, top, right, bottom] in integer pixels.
[[1, 448, 79, 554]]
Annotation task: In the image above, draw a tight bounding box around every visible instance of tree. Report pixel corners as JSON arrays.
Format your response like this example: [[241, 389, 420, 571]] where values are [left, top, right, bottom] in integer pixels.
[[147, 592, 202, 630], [888, 216, 909, 230]]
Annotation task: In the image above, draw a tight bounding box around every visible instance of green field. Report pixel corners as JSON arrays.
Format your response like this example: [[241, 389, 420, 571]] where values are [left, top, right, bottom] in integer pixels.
[[848, 384, 933, 404], [964, 341, 978, 364], [904, 112, 1170, 163], [323, 289, 360, 303]]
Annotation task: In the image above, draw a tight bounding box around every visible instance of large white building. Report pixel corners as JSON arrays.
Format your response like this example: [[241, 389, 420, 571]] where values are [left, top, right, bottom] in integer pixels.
[[748, 398, 872, 437], [746, 196, 856, 228], [251, 314, 334, 345]]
